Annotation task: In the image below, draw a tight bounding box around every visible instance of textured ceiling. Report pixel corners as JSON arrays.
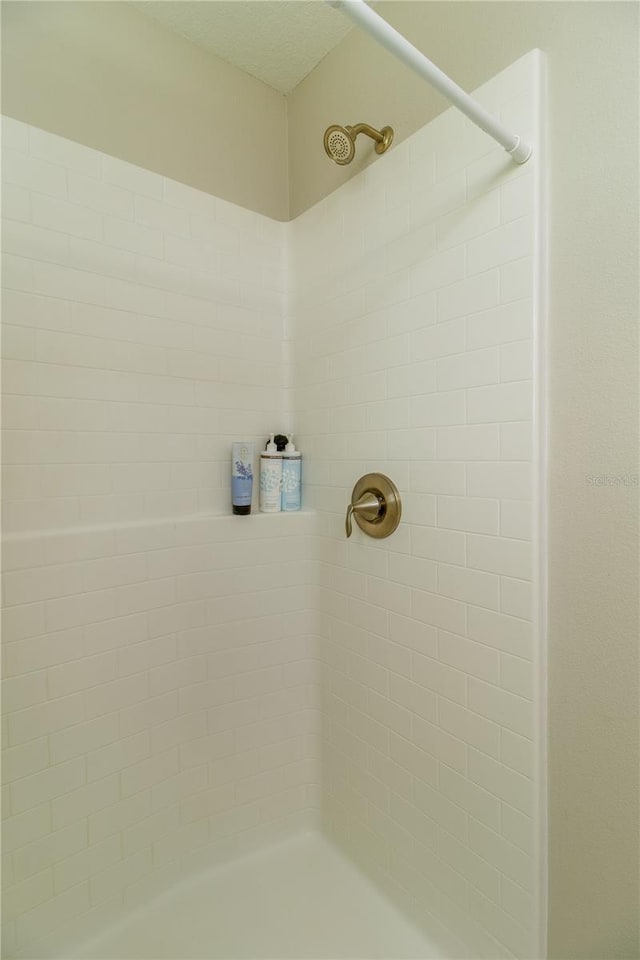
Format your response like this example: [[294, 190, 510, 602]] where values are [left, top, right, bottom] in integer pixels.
[[131, 1, 355, 95]]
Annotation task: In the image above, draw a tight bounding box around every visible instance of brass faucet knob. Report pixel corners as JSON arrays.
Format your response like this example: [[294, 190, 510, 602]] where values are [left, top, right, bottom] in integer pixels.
[[345, 474, 402, 540], [345, 491, 383, 538]]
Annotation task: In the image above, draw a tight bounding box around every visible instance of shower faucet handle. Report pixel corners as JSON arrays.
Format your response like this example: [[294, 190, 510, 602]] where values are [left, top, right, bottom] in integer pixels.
[[345, 491, 383, 538], [345, 473, 402, 539]]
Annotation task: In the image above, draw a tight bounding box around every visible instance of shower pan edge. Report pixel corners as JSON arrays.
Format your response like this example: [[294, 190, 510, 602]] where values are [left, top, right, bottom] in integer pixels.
[[57, 828, 456, 960]]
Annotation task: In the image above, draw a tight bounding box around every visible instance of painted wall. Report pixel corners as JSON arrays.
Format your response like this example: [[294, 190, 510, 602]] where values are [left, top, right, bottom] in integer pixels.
[[1, 118, 319, 959], [289, 4, 639, 956], [1, 2, 289, 221], [290, 53, 542, 959]]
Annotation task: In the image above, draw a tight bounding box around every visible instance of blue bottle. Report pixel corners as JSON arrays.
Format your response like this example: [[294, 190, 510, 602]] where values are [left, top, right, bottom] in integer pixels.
[[232, 442, 254, 515]]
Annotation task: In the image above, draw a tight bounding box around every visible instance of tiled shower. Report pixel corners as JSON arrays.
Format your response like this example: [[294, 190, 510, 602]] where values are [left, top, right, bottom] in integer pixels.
[[2, 51, 544, 960]]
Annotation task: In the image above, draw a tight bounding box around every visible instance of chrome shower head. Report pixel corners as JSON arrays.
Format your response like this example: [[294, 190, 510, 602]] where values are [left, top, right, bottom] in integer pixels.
[[323, 122, 394, 165]]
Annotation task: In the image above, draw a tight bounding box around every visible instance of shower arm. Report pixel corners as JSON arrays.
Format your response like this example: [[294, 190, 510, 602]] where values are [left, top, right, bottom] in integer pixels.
[[326, 0, 532, 164], [347, 122, 385, 144]]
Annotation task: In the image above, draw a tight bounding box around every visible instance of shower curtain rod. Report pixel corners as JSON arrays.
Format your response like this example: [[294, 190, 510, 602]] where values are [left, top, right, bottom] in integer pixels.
[[327, 0, 532, 164]]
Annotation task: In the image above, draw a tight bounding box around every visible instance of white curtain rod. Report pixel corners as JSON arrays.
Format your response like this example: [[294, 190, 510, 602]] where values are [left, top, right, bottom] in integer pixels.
[[327, 0, 532, 164]]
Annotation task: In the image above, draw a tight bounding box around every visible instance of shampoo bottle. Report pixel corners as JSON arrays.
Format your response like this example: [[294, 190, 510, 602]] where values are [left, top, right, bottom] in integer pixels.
[[281, 435, 301, 511], [259, 434, 282, 513]]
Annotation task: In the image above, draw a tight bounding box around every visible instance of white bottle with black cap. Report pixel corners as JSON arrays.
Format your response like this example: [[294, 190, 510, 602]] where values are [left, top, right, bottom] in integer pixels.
[[281, 435, 301, 512], [259, 434, 282, 513]]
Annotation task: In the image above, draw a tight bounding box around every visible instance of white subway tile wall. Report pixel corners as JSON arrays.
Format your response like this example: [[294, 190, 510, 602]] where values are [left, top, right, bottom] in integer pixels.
[[1, 514, 321, 957], [290, 53, 541, 960], [1, 117, 288, 531], [1, 50, 542, 960], [1, 116, 318, 958]]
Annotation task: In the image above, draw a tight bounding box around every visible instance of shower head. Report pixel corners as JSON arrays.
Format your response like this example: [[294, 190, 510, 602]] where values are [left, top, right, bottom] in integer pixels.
[[323, 122, 394, 165], [324, 125, 356, 165]]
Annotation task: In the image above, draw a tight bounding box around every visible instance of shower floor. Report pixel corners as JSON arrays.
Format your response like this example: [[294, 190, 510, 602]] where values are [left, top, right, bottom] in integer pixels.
[[70, 831, 448, 959]]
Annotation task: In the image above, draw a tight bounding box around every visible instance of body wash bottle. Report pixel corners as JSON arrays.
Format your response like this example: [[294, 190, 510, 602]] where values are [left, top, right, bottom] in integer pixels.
[[259, 434, 282, 513], [231, 442, 254, 515]]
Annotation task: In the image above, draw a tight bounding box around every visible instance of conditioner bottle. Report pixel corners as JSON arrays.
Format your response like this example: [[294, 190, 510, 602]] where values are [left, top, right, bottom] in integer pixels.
[[281, 435, 301, 511]]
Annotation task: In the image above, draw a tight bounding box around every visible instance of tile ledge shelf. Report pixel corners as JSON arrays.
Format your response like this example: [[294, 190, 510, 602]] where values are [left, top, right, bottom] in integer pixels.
[[1, 509, 318, 547]]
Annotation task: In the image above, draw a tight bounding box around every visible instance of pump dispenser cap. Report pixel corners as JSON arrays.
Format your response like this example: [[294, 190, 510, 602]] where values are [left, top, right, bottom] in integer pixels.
[[285, 435, 296, 453], [265, 433, 277, 453]]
